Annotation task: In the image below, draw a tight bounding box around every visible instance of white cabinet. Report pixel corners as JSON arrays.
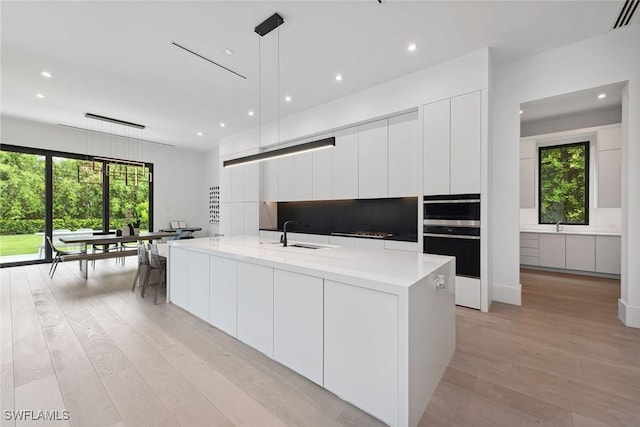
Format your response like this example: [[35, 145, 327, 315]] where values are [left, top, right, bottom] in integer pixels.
[[231, 203, 243, 236], [598, 149, 621, 208], [332, 128, 359, 199], [294, 152, 313, 201], [388, 111, 418, 197], [243, 202, 258, 236], [520, 232, 539, 266], [312, 145, 333, 200], [237, 262, 274, 357], [565, 235, 595, 272], [277, 156, 295, 201], [243, 163, 259, 202], [324, 280, 398, 427], [450, 91, 481, 194], [538, 234, 565, 268], [520, 158, 535, 208], [231, 165, 243, 202], [595, 236, 621, 275], [423, 99, 450, 195], [186, 251, 210, 322], [358, 119, 388, 199], [273, 270, 323, 385], [456, 276, 481, 310], [220, 161, 232, 203], [168, 246, 189, 309], [262, 159, 278, 201], [209, 256, 237, 337], [220, 203, 232, 237]]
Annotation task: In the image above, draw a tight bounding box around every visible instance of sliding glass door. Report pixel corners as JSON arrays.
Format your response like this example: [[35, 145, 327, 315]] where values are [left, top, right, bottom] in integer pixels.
[[0, 150, 46, 263], [108, 163, 150, 233]]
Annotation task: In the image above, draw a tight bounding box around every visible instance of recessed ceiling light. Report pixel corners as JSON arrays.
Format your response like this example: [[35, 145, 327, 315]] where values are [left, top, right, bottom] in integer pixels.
[[519, 110, 523, 115], [220, 122, 225, 128], [36, 93, 45, 99], [284, 95, 292, 102], [248, 110, 255, 116], [197, 132, 203, 136], [224, 48, 234, 55], [40, 71, 52, 78], [598, 93, 606, 99], [335, 74, 343, 82], [407, 43, 418, 52]]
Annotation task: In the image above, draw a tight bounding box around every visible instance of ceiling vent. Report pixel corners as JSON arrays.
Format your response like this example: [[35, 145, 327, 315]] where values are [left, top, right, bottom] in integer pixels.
[[613, 0, 639, 29]]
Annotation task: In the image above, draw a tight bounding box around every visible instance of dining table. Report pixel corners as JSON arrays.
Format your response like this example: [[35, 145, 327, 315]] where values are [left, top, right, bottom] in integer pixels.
[[59, 231, 178, 279]]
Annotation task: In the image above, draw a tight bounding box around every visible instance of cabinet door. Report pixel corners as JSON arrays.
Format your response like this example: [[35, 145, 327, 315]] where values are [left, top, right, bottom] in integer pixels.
[[243, 202, 258, 236], [220, 161, 232, 203], [220, 203, 232, 237], [388, 111, 418, 197], [332, 128, 359, 199], [187, 251, 210, 321], [423, 99, 450, 195], [278, 156, 295, 201], [450, 91, 481, 194], [294, 152, 313, 201], [538, 234, 566, 268], [231, 203, 243, 236], [312, 145, 333, 200], [243, 163, 259, 202], [598, 149, 621, 208], [273, 270, 323, 385], [168, 246, 189, 309], [324, 280, 398, 427], [210, 256, 237, 337], [262, 159, 278, 201], [565, 235, 595, 272], [358, 119, 388, 198], [237, 262, 274, 357], [231, 165, 243, 202], [595, 236, 621, 275], [520, 158, 535, 208]]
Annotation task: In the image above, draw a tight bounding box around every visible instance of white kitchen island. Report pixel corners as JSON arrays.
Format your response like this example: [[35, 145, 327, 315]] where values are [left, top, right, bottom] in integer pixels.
[[167, 235, 455, 427]]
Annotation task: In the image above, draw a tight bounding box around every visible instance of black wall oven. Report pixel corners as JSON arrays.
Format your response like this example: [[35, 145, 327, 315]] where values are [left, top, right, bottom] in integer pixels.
[[423, 194, 480, 278]]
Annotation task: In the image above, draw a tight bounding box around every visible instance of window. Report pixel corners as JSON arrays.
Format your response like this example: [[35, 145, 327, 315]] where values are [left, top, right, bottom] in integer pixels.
[[538, 142, 589, 225]]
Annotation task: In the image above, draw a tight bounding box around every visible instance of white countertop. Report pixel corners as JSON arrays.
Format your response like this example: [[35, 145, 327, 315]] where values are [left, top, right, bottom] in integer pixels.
[[520, 228, 621, 237], [168, 236, 453, 293]]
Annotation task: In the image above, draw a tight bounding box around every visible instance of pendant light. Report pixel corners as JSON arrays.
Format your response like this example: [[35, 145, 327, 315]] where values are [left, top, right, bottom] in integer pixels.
[[223, 13, 335, 168]]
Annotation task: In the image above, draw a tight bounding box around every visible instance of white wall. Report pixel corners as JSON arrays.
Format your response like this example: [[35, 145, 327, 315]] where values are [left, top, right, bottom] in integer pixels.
[[491, 25, 640, 327], [521, 106, 621, 137], [1, 115, 207, 235]]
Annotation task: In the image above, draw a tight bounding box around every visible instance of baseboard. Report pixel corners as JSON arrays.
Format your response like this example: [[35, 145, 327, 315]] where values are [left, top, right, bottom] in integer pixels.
[[618, 299, 640, 328], [492, 283, 522, 306]]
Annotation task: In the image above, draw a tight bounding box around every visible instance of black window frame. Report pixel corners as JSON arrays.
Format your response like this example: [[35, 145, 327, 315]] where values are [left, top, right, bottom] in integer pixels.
[[0, 143, 154, 268], [538, 141, 589, 226]]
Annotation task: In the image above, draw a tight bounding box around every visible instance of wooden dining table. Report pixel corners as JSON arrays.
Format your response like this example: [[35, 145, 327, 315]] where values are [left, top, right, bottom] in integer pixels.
[[59, 231, 177, 279]]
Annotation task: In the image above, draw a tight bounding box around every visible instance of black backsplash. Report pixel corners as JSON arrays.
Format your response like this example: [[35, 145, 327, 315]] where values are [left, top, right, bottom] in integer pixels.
[[277, 197, 417, 239]]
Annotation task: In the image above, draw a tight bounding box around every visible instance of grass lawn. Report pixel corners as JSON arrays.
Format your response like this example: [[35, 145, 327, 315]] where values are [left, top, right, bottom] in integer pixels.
[[0, 234, 43, 256]]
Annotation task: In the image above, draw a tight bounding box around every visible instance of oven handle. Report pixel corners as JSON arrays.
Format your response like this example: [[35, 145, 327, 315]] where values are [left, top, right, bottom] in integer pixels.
[[424, 199, 480, 204], [423, 233, 480, 240], [423, 219, 480, 227]]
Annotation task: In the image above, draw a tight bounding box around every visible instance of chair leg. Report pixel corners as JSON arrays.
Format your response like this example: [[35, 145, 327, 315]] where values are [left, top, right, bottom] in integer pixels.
[[141, 267, 153, 298], [153, 268, 166, 304], [49, 257, 56, 275], [51, 255, 61, 278], [131, 266, 141, 291]]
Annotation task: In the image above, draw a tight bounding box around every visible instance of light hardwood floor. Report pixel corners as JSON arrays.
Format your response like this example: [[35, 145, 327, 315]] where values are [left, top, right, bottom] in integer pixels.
[[1, 263, 638, 427]]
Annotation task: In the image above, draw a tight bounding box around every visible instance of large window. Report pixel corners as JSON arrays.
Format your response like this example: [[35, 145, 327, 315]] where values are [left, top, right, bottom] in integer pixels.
[[538, 142, 589, 225], [0, 144, 153, 266]]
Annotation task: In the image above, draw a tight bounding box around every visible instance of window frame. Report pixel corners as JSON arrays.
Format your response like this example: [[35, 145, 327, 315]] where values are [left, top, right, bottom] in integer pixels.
[[537, 140, 590, 225]]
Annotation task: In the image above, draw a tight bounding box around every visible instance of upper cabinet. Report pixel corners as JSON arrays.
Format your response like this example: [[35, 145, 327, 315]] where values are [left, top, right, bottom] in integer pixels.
[[423, 99, 451, 195], [597, 126, 621, 208], [388, 111, 419, 197], [333, 128, 359, 200], [278, 155, 295, 201], [450, 91, 482, 194], [312, 139, 333, 200], [294, 152, 313, 201], [358, 119, 389, 199], [262, 158, 278, 201]]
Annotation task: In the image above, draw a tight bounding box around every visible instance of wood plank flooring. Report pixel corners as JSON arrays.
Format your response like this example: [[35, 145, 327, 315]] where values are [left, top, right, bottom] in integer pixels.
[[1, 263, 638, 427]]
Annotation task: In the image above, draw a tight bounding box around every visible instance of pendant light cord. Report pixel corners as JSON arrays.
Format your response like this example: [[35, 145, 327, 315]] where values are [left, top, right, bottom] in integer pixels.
[[277, 24, 280, 145], [258, 36, 261, 149]]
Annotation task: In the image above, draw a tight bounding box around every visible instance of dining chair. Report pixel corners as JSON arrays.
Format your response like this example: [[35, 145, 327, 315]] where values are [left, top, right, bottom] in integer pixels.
[[47, 236, 87, 278], [91, 231, 119, 268], [131, 243, 150, 292], [141, 243, 166, 304]]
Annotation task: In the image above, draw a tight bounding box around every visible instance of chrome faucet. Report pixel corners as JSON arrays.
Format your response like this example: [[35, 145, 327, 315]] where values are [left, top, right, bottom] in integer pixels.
[[281, 220, 299, 247]]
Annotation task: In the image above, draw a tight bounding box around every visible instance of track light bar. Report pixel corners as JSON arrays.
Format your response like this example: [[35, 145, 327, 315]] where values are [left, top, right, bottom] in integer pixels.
[[223, 137, 335, 168], [85, 113, 145, 129]]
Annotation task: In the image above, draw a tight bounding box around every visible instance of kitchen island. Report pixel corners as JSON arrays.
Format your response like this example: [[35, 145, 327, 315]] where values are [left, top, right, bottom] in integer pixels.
[[167, 236, 455, 427]]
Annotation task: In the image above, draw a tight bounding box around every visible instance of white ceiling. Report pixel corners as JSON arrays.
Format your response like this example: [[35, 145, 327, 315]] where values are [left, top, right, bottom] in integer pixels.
[[520, 82, 624, 122], [1, 1, 632, 151]]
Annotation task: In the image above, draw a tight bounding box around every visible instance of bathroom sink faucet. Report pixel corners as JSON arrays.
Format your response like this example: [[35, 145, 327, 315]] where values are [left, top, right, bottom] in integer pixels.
[[282, 220, 299, 247]]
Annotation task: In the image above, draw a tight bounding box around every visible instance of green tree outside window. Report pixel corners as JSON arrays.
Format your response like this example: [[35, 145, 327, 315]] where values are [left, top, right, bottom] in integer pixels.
[[539, 142, 589, 225]]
